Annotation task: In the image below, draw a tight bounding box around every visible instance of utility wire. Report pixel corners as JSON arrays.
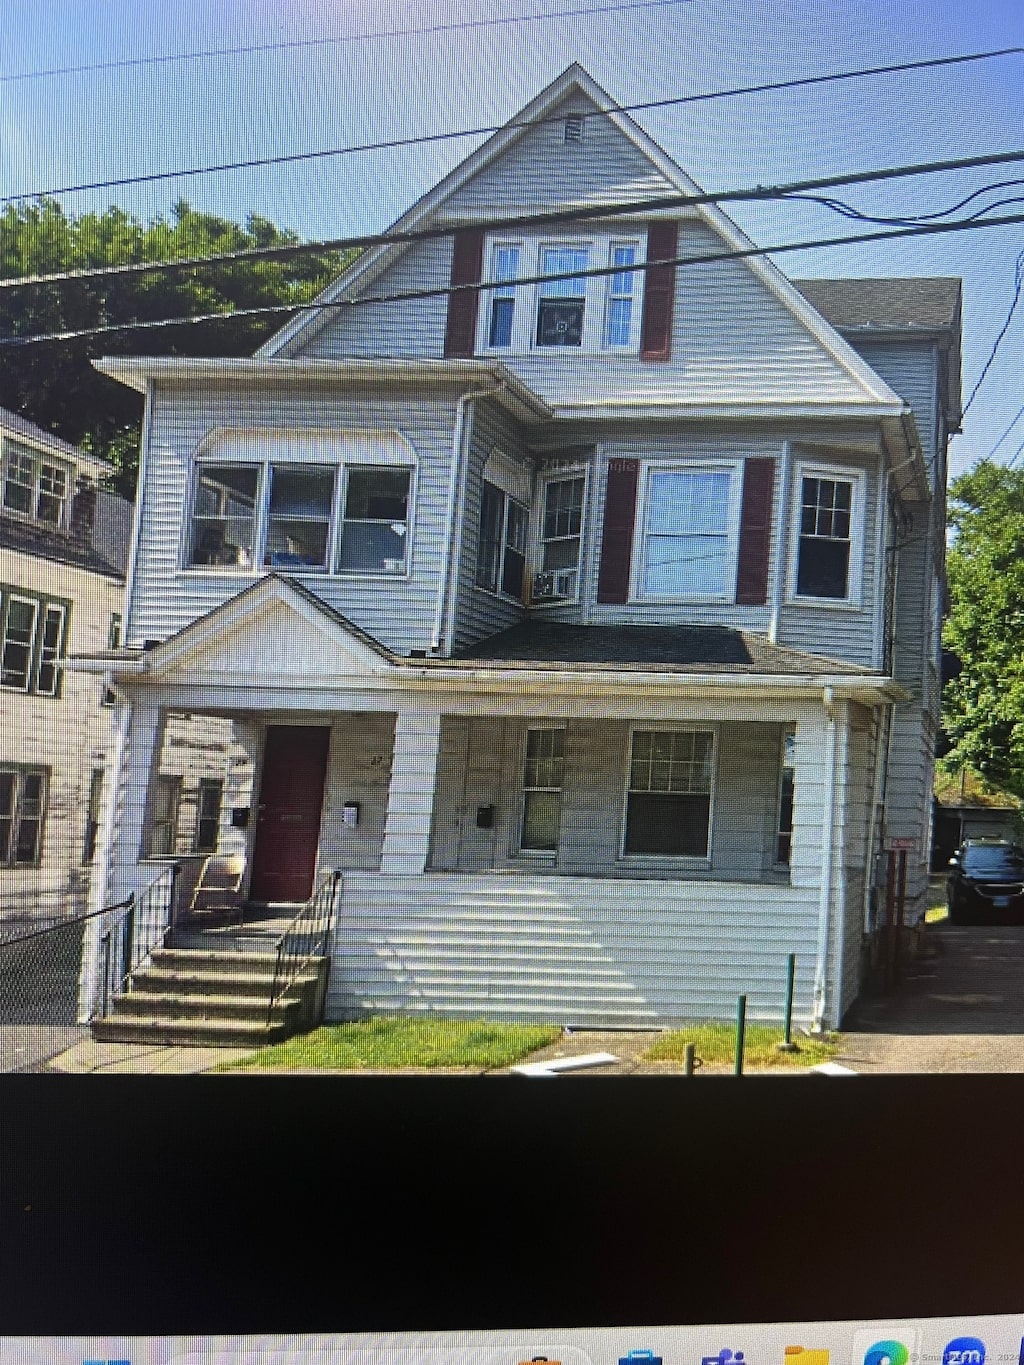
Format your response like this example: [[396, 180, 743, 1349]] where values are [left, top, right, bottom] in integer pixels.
[[0, 0, 696, 85], [963, 247, 1024, 416], [789, 182, 1024, 228], [989, 401, 1024, 462], [4, 208, 1024, 348], [2, 46, 1021, 205], [4, 147, 1024, 293]]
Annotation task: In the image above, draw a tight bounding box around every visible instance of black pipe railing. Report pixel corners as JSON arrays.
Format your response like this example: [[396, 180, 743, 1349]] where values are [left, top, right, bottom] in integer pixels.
[[97, 864, 180, 1018], [265, 869, 342, 1031]]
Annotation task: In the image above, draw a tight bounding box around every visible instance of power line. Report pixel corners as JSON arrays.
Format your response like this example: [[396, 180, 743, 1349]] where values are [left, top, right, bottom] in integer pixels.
[[0, 0, 695, 85], [5, 207, 1024, 349], [963, 247, 1024, 416], [791, 182, 1024, 228], [990, 401, 1024, 462], [5, 147, 1024, 294], [3, 46, 1021, 206]]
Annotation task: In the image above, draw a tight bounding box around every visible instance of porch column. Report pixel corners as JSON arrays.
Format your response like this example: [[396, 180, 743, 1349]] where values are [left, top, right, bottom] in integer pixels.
[[380, 709, 443, 876], [77, 697, 165, 1020]]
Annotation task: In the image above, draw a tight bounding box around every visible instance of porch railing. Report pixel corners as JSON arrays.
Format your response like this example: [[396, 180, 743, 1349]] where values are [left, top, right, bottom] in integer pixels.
[[266, 869, 342, 1031], [97, 864, 181, 1019]]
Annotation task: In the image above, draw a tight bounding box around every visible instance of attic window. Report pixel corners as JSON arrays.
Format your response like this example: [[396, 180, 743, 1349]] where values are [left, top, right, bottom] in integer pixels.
[[563, 115, 584, 144]]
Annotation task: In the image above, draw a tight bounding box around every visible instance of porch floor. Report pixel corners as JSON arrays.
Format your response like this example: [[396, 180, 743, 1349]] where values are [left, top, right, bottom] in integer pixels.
[[170, 904, 298, 953]]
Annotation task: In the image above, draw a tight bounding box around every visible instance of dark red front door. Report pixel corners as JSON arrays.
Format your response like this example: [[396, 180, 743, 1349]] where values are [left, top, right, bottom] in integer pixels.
[[249, 726, 331, 903]]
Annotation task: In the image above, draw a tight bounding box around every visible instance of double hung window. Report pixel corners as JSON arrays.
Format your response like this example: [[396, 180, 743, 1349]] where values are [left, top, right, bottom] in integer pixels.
[[776, 731, 796, 865], [487, 244, 520, 348], [147, 776, 182, 857], [194, 779, 224, 854], [639, 466, 736, 599], [520, 728, 566, 853], [338, 469, 411, 574], [796, 474, 856, 600], [190, 465, 259, 568], [604, 243, 637, 347], [476, 481, 528, 599], [264, 465, 334, 569], [0, 586, 69, 696], [624, 729, 715, 858], [0, 767, 48, 867], [2, 440, 70, 526]]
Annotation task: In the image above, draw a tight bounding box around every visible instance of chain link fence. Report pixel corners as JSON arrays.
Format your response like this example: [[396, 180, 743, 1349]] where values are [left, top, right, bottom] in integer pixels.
[[0, 913, 94, 1071]]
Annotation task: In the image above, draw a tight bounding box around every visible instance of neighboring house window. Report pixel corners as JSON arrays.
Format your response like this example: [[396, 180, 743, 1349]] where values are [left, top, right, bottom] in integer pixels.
[[338, 468, 411, 574], [795, 473, 856, 600], [520, 727, 565, 853], [147, 775, 182, 857], [187, 460, 413, 577], [534, 474, 586, 601], [624, 729, 715, 858], [0, 586, 70, 696], [194, 778, 223, 854], [1, 440, 70, 526], [604, 243, 637, 347], [476, 481, 528, 598], [776, 730, 796, 865], [536, 245, 589, 347], [189, 465, 259, 567], [0, 766, 48, 867], [487, 243, 520, 348], [102, 613, 121, 706], [638, 465, 738, 600], [264, 465, 335, 569], [83, 768, 104, 864]]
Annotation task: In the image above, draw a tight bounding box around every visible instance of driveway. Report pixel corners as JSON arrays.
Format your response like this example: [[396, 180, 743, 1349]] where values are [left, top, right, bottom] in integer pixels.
[[837, 920, 1024, 1072]]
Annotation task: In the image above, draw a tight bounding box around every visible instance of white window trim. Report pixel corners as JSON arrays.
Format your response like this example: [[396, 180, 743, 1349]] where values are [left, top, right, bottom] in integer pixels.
[[787, 461, 867, 609], [619, 723, 718, 865], [1, 440, 73, 530], [476, 231, 646, 357], [530, 463, 590, 609], [630, 459, 744, 604], [180, 457, 417, 581], [516, 723, 568, 859]]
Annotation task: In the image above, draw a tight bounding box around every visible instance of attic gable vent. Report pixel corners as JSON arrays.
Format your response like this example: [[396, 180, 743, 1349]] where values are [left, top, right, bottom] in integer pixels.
[[563, 114, 585, 144]]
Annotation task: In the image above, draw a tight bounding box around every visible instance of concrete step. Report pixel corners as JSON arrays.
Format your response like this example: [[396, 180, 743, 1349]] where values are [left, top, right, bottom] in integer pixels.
[[109, 992, 303, 1025], [91, 1016, 288, 1048], [130, 966, 321, 998], [149, 948, 279, 974]]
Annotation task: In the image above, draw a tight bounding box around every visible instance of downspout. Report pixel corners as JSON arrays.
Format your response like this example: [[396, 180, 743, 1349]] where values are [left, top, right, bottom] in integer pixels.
[[812, 685, 840, 1031], [431, 383, 500, 653], [871, 449, 889, 670], [768, 441, 792, 644]]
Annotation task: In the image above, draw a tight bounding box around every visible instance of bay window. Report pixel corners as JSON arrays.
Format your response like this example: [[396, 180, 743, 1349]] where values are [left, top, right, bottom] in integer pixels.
[[638, 465, 737, 599], [476, 481, 528, 599], [624, 729, 715, 858]]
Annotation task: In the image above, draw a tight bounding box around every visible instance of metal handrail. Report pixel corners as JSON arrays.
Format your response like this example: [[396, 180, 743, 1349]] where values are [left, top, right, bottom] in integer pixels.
[[265, 869, 342, 1030], [97, 864, 181, 1018]]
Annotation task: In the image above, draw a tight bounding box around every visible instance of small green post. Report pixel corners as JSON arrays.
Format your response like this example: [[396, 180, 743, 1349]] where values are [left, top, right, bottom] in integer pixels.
[[734, 994, 747, 1075], [778, 953, 798, 1053], [684, 1042, 695, 1076]]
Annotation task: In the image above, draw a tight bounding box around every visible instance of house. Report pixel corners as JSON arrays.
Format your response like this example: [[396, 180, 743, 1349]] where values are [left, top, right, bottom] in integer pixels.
[[0, 408, 129, 926], [75, 64, 960, 1033]]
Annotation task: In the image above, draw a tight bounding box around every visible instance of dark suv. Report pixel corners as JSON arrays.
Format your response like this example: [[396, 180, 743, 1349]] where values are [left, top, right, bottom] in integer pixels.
[[947, 839, 1024, 924]]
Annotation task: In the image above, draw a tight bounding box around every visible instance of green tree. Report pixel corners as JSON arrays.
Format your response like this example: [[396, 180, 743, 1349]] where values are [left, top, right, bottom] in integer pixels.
[[943, 458, 1024, 796], [0, 200, 350, 496]]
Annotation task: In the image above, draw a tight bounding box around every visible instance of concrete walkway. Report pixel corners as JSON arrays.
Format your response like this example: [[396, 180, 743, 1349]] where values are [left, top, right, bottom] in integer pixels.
[[48, 1037, 252, 1074]]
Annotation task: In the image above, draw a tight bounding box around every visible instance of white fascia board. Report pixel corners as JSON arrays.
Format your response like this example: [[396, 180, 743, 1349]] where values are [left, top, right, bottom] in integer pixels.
[[91, 356, 551, 419], [552, 399, 907, 422], [0, 418, 111, 475]]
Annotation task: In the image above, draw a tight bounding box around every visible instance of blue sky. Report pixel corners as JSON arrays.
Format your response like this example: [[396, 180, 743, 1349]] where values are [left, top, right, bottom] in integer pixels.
[[1, 0, 1022, 476]]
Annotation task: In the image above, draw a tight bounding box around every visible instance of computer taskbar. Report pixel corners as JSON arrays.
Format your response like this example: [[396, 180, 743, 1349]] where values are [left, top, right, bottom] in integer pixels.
[[3, 1318, 1024, 1365]]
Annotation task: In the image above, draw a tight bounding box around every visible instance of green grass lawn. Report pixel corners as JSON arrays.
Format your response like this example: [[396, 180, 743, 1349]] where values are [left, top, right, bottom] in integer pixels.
[[224, 1016, 562, 1071], [643, 1022, 840, 1069], [925, 903, 949, 924]]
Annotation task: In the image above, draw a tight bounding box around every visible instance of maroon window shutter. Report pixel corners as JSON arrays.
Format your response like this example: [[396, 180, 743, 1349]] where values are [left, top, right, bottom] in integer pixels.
[[735, 457, 776, 606], [639, 220, 678, 361], [443, 227, 484, 358], [597, 459, 640, 604]]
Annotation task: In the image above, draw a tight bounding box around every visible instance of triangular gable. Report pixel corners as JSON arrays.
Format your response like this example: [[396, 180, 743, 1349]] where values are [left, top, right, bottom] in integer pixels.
[[143, 576, 393, 685], [259, 65, 902, 409]]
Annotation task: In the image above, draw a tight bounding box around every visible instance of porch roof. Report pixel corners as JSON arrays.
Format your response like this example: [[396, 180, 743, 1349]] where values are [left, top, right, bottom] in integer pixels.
[[452, 619, 880, 677]]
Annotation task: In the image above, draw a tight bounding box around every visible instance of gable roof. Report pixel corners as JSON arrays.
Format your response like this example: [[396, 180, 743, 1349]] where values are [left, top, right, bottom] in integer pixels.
[[793, 277, 962, 333], [256, 66, 905, 413], [0, 405, 112, 477]]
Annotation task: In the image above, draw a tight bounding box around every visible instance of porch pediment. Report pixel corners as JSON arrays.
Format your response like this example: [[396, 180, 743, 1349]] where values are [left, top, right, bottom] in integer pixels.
[[143, 575, 393, 685]]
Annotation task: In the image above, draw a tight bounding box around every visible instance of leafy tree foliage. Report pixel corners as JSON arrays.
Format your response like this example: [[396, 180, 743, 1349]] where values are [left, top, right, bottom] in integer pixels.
[[943, 459, 1024, 796], [0, 200, 350, 495]]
